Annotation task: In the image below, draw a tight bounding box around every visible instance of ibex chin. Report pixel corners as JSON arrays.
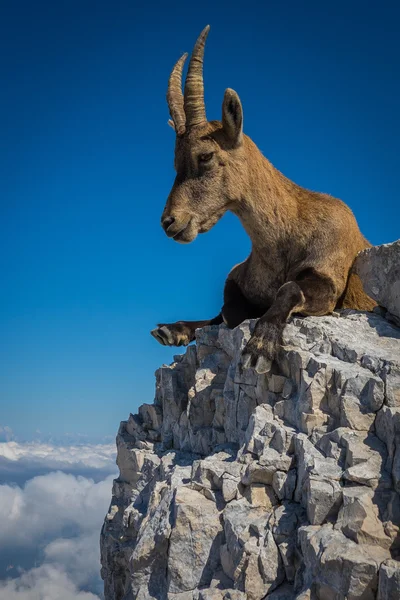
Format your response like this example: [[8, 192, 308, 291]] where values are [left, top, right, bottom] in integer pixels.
[[151, 26, 375, 373]]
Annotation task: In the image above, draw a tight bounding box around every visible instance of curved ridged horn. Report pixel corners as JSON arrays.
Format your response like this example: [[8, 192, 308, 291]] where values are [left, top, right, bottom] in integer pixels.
[[167, 53, 188, 136], [184, 25, 210, 128]]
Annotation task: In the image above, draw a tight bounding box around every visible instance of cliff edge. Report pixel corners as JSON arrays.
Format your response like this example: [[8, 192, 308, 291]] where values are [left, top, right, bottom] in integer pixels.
[[101, 243, 400, 600]]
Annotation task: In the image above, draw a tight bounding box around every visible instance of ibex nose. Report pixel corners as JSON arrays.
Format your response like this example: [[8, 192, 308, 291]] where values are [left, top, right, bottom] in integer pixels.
[[162, 216, 175, 231]]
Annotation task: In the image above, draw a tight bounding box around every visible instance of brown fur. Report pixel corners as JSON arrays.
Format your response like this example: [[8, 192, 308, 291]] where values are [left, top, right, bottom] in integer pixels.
[[151, 30, 375, 371]]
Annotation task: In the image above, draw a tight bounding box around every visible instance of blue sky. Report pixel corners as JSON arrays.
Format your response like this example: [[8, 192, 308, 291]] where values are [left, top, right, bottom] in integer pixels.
[[1, 1, 399, 440]]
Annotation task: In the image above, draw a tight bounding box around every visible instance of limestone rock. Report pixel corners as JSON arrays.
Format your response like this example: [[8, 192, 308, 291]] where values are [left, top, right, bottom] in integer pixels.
[[378, 560, 400, 599], [299, 525, 390, 599], [222, 498, 284, 597], [335, 486, 392, 549], [355, 240, 400, 322], [168, 487, 223, 592], [272, 469, 297, 501], [243, 483, 278, 508], [101, 305, 400, 600]]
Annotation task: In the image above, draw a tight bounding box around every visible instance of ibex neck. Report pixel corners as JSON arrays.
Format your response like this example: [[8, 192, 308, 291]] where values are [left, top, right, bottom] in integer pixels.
[[231, 138, 300, 250]]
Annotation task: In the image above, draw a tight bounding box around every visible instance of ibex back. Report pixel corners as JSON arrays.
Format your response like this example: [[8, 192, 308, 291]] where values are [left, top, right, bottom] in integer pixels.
[[151, 26, 375, 373]]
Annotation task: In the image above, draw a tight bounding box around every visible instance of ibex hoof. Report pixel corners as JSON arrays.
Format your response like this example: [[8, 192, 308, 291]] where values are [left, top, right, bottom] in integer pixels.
[[241, 352, 272, 374], [151, 326, 174, 346], [151, 323, 191, 347], [240, 324, 281, 373]]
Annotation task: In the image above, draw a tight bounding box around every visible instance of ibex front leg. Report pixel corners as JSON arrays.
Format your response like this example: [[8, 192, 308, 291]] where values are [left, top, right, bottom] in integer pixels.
[[151, 315, 223, 347], [242, 269, 337, 373], [151, 276, 260, 347]]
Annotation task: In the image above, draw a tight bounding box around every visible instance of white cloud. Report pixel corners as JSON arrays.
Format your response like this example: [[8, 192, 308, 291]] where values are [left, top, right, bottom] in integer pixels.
[[44, 531, 103, 591], [0, 441, 117, 486], [0, 441, 116, 470], [0, 563, 100, 600], [0, 472, 114, 547], [0, 444, 118, 599]]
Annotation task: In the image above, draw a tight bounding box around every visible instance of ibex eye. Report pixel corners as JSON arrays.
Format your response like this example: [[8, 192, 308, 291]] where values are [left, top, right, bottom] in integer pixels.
[[199, 152, 214, 163]]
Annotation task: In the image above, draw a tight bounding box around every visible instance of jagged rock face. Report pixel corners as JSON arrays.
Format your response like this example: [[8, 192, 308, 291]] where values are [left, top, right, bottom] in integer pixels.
[[101, 311, 400, 600], [355, 240, 400, 326]]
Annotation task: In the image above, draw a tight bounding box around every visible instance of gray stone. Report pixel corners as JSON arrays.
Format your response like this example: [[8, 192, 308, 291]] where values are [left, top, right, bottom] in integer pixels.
[[138, 403, 163, 432], [272, 469, 297, 501], [101, 305, 400, 600], [375, 405, 400, 474], [355, 240, 400, 321], [222, 498, 284, 598], [268, 374, 286, 394], [335, 486, 392, 549], [168, 487, 223, 593], [262, 583, 296, 599], [243, 483, 278, 508], [299, 525, 390, 600], [294, 434, 342, 506], [241, 461, 276, 485], [271, 503, 306, 585], [130, 485, 174, 599], [191, 451, 242, 493], [377, 559, 400, 599], [305, 476, 342, 525]]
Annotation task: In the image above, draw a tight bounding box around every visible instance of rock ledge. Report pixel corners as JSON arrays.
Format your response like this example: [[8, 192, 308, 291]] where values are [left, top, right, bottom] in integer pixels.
[[101, 311, 400, 600]]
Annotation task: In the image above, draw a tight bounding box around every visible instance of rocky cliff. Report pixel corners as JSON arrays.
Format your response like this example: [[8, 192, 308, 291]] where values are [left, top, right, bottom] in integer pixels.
[[101, 245, 400, 600]]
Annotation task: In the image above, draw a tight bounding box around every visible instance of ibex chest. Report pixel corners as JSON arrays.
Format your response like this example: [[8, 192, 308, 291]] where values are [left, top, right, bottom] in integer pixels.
[[231, 250, 288, 310]]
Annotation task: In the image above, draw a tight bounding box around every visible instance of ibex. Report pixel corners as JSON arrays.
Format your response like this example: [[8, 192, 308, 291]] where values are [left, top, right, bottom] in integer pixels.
[[151, 26, 375, 373]]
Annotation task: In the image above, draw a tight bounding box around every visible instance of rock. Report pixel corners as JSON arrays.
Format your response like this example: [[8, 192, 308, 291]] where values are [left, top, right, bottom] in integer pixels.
[[294, 591, 311, 600], [222, 498, 284, 598], [242, 404, 275, 456], [375, 405, 400, 490], [335, 486, 392, 549], [271, 502, 306, 583], [294, 434, 342, 521], [259, 446, 293, 472], [271, 502, 306, 545], [241, 461, 276, 485], [168, 487, 223, 592], [264, 583, 296, 599], [269, 374, 286, 394], [191, 450, 243, 501], [304, 476, 342, 525], [101, 306, 400, 600], [243, 483, 278, 508], [272, 469, 297, 501], [130, 485, 174, 599], [299, 525, 390, 600], [378, 560, 400, 599], [138, 403, 163, 433], [343, 433, 387, 489], [355, 240, 400, 322]]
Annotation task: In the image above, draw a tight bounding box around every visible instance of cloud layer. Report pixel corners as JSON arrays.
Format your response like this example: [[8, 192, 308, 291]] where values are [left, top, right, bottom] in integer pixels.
[[0, 441, 117, 485], [0, 564, 100, 600], [0, 442, 118, 599]]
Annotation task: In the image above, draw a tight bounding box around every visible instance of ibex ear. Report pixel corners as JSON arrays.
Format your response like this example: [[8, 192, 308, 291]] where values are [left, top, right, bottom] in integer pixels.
[[222, 88, 243, 147], [168, 119, 176, 131]]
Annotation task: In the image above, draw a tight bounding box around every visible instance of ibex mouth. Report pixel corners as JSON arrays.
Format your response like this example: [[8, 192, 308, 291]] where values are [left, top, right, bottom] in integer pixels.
[[165, 219, 196, 244], [165, 221, 190, 239], [172, 222, 193, 243]]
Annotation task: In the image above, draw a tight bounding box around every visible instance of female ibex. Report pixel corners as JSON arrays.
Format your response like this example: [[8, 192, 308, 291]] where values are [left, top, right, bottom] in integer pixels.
[[151, 26, 375, 373]]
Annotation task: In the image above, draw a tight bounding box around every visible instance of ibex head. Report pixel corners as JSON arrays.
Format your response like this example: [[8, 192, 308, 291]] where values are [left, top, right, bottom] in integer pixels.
[[161, 26, 245, 243]]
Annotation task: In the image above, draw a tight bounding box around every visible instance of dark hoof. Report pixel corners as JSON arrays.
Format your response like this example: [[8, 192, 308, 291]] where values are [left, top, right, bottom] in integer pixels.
[[241, 351, 272, 374], [240, 324, 281, 373], [150, 323, 191, 347], [151, 326, 174, 346]]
